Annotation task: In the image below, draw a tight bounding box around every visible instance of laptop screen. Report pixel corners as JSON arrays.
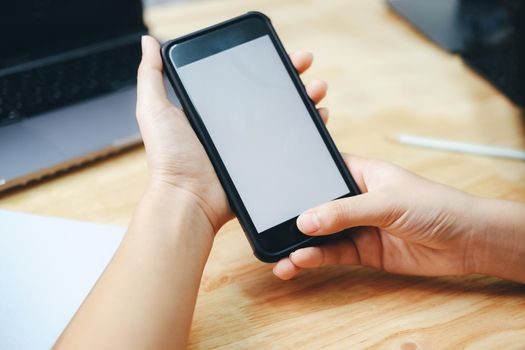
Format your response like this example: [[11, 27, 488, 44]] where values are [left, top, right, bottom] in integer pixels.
[[0, 0, 146, 69]]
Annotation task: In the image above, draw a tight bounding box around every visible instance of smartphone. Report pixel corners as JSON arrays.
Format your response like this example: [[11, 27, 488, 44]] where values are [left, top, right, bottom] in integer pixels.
[[161, 12, 360, 262]]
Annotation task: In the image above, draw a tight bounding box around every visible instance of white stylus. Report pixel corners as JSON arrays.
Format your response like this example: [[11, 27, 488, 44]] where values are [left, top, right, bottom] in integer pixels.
[[388, 134, 525, 161]]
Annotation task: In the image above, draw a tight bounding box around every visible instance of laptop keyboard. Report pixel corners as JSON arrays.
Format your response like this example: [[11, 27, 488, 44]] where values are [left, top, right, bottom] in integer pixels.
[[0, 40, 141, 126]]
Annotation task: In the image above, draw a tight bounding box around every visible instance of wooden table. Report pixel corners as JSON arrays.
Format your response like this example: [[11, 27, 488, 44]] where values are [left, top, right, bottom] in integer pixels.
[[2, 0, 525, 348]]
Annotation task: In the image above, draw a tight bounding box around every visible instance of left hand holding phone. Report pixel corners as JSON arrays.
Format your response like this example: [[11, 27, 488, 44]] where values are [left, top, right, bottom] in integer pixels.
[[137, 35, 330, 234]]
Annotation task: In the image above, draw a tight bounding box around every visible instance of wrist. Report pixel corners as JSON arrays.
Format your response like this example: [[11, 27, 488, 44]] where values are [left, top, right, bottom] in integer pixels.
[[146, 178, 223, 234], [135, 180, 217, 245], [468, 198, 525, 283]]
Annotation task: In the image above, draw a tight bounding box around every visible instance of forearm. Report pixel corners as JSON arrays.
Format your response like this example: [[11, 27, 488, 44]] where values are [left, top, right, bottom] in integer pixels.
[[471, 198, 525, 283], [55, 183, 214, 349]]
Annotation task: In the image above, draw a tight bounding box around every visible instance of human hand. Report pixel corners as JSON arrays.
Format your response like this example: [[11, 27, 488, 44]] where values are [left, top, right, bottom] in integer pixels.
[[273, 155, 488, 280], [136, 36, 330, 232]]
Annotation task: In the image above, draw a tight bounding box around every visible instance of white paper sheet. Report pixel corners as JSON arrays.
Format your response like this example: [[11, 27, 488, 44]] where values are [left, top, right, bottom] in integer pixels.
[[0, 210, 125, 349]]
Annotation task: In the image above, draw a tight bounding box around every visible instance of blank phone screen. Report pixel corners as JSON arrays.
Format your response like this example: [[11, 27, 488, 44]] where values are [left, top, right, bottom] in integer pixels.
[[171, 35, 349, 233]]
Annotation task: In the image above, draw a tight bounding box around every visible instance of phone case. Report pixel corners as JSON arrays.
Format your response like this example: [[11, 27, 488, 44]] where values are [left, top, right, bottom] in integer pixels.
[[160, 12, 361, 262]]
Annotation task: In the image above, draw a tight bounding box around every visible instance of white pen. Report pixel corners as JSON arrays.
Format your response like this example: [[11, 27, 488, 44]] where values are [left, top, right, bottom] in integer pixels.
[[387, 134, 525, 161]]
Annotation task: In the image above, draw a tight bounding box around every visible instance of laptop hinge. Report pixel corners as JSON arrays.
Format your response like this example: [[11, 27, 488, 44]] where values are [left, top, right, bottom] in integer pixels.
[[0, 31, 147, 76]]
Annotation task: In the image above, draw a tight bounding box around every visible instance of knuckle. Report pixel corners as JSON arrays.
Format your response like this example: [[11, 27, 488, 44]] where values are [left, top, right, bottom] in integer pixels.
[[136, 62, 146, 80], [319, 247, 327, 267], [329, 201, 349, 229]]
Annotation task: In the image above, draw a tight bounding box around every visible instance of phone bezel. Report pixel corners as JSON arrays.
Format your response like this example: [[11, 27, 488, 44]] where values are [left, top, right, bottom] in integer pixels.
[[161, 12, 361, 262]]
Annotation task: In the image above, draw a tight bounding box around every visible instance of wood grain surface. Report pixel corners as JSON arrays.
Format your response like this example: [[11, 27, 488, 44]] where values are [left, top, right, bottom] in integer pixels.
[[1, 0, 525, 348]]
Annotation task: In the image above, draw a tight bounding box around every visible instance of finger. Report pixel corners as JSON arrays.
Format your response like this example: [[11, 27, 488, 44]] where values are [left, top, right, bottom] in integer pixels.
[[351, 227, 384, 270], [137, 36, 171, 117], [289, 51, 313, 74], [318, 107, 329, 124], [289, 239, 360, 268], [306, 80, 328, 104], [273, 258, 302, 280], [296, 192, 396, 235]]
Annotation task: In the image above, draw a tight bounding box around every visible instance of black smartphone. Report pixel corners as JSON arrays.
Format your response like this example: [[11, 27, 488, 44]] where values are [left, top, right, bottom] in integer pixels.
[[161, 12, 360, 262]]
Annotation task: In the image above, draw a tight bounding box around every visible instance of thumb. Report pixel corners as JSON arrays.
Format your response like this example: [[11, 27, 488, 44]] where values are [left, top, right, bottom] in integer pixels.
[[296, 192, 396, 235], [136, 35, 171, 118]]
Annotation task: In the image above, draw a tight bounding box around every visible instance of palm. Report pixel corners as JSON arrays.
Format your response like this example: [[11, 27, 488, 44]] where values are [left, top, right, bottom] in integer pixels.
[[142, 104, 232, 227]]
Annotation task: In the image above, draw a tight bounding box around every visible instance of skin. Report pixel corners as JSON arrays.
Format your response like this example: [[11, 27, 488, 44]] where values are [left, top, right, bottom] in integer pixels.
[[54, 36, 525, 349]]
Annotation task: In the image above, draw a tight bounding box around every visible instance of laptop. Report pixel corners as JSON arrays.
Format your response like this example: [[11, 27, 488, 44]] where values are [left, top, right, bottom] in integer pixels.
[[387, 0, 525, 108], [0, 0, 150, 191]]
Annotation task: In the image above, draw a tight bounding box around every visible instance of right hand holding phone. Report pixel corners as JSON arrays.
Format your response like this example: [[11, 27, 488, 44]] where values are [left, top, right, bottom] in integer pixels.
[[273, 155, 523, 281]]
